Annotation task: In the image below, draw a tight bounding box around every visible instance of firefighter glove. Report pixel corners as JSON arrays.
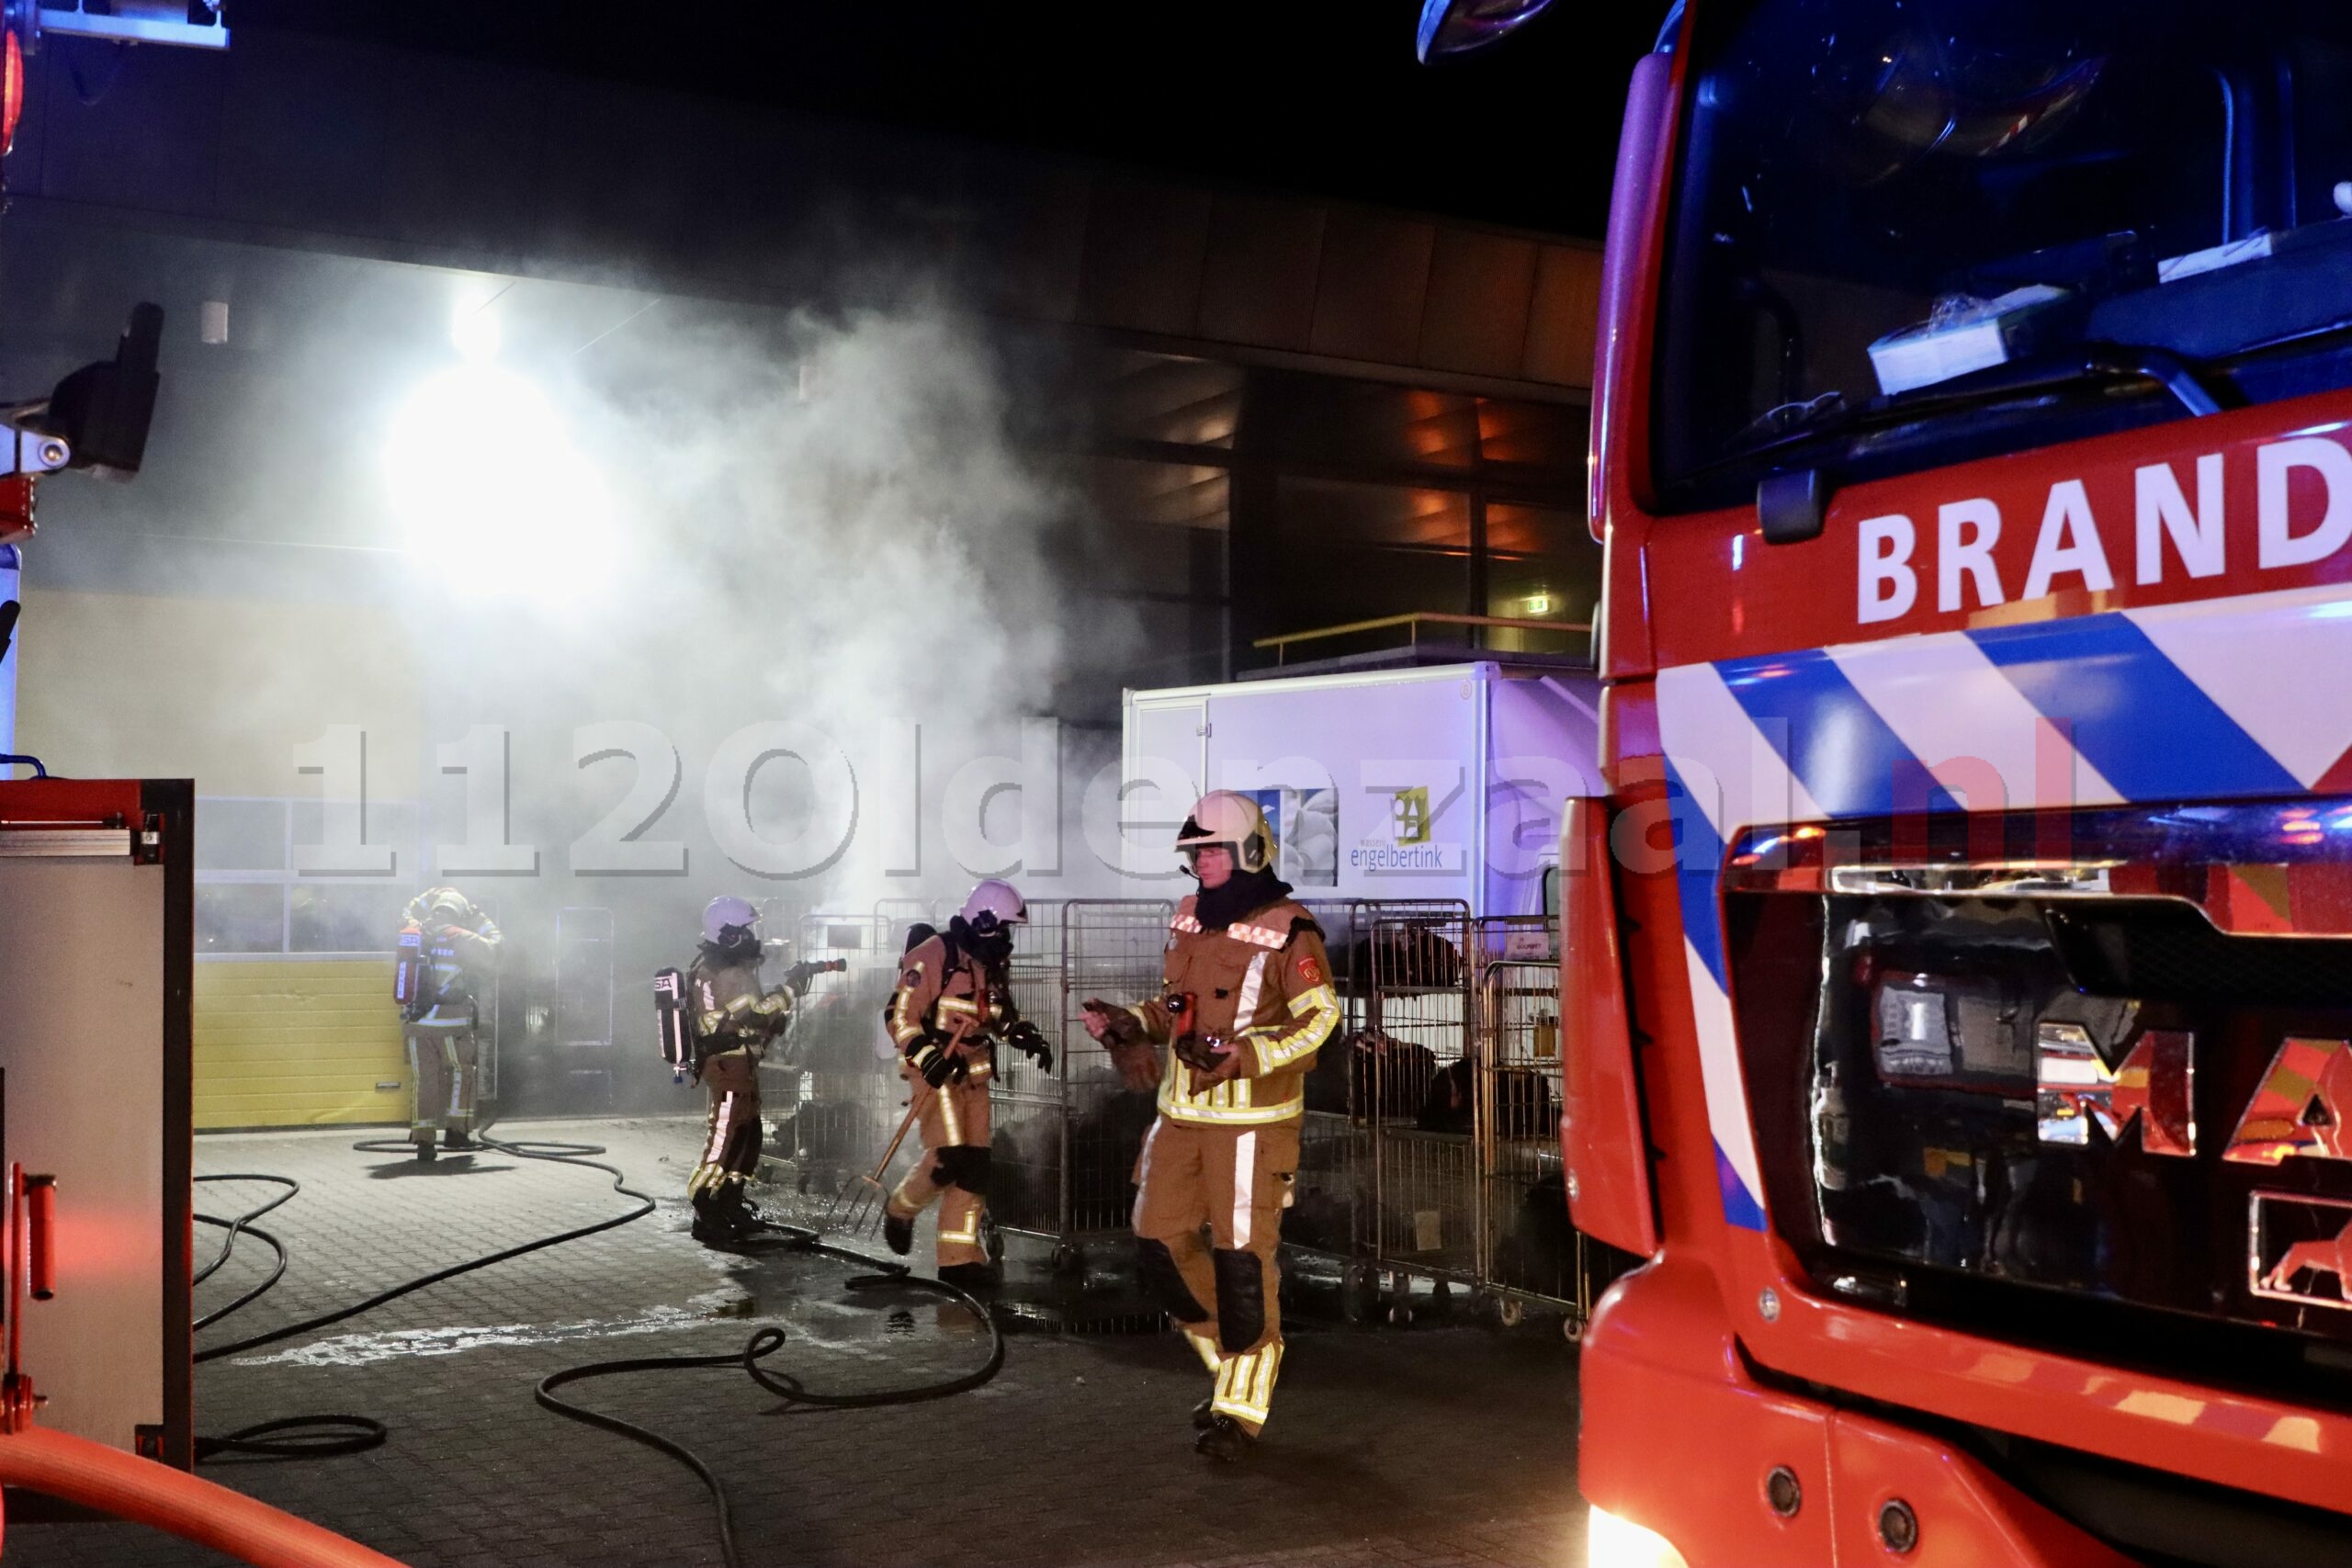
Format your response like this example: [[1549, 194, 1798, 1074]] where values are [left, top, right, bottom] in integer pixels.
[[1005, 1020, 1054, 1074], [1110, 1043, 1161, 1092], [906, 1036, 958, 1089], [1083, 999, 1146, 1048], [1172, 1032, 1230, 1074]]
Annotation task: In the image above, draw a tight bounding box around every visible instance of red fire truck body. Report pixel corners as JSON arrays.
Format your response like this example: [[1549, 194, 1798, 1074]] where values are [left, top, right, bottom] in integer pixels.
[[1565, 5, 2352, 1563]]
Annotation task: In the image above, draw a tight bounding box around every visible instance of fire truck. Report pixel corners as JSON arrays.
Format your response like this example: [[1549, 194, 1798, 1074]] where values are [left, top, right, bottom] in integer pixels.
[[1419, 1, 2352, 1563], [0, 5, 401, 1562]]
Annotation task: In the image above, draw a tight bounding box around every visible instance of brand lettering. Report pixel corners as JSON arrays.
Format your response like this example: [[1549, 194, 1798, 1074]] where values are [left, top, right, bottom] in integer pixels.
[[1938, 499, 2003, 612], [2257, 437, 2352, 568], [2225, 1036, 2352, 1165], [2021, 479, 2115, 601], [2034, 1022, 2195, 1156], [1853, 433, 2352, 625], [1858, 513, 1917, 624], [2134, 453, 2225, 582]]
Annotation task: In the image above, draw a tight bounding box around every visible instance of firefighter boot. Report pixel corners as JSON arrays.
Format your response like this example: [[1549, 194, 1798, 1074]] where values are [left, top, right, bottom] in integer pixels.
[[1194, 1413, 1255, 1463], [717, 1181, 768, 1240], [692, 1190, 751, 1247], [690, 1192, 728, 1247], [936, 1261, 997, 1293], [412, 1127, 437, 1164], [1192, 1398, 1216, 1431], [442, 1128, 475, 1153]]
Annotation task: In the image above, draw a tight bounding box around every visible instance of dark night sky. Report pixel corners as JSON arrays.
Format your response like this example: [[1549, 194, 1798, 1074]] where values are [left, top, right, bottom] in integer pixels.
[[237, 0, 1666, 240]]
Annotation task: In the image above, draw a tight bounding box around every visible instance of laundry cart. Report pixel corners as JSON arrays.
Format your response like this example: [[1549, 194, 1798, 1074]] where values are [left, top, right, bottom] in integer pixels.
[[777, 913, 902, 1199], [989, 900, 1172, 1275]]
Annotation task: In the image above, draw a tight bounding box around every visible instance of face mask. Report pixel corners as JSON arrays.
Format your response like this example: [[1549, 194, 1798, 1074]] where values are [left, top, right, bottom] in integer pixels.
[[951, 914, 1014, 967]]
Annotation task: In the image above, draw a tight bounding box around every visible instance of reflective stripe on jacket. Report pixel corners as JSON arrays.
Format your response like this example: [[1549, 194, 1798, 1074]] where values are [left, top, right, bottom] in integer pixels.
[[888, 935, 1005, 1081], [691, 953, 791, 1060], [1126, 895, 1340, 1127]]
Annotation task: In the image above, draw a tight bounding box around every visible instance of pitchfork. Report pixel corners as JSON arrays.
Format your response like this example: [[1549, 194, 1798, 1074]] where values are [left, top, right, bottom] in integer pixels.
[[822, 1013, 978, 1236]]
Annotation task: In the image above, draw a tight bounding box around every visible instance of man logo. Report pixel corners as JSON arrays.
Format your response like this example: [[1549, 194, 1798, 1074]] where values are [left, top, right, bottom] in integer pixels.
[[2225, 1036, 2352, 1165], [2034, 1027, 2352, 1318], [2033, 1027, 2352, 1165], [2250, 1192, 2352, 1313], [2034, 1022, 2195, 1156]]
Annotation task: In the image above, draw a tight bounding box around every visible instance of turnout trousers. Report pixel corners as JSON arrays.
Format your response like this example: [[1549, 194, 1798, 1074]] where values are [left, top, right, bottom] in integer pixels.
[[406, 1007, 480, 1147], [1131, 1116, 1299, 1435], [688, 1047, 763, 1208], [884, 1061, 993, 1269]]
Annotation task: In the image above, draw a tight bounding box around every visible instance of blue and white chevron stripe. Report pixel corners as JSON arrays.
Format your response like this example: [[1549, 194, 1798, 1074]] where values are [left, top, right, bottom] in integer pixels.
[[1654, 581, 2352, 1231]]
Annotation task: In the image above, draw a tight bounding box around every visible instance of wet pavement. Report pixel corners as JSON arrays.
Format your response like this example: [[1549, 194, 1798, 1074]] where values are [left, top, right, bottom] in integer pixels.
[[7, 1116, 1590, 1567]]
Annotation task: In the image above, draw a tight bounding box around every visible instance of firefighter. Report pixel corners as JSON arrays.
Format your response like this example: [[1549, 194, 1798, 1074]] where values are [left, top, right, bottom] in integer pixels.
[[880, 879, 1052, 1288], [397, 886, 503, 1160], [686, 896, 796, 1246], [1081, 791, 1340, 1462]]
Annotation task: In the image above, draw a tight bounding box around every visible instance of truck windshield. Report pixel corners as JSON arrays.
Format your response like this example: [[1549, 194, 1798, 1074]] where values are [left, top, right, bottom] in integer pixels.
[[1655, 0, 2352, 513]]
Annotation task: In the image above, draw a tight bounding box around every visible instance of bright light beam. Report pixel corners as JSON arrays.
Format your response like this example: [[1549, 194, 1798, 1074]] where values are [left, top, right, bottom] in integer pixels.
[[384, 363, 618, 607]]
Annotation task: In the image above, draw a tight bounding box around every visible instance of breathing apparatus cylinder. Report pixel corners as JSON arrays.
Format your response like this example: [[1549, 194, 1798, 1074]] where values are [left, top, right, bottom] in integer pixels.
[[393, 925, 427, 1018], [654, 967, 691, 1083]]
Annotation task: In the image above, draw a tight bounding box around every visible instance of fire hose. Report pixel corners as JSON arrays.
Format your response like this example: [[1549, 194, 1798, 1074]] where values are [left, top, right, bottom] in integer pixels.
[[532, 1222, 1005, 1568], [176, 1138, 666, 1462], [0, 1162, 404, 1568], [0, 1427, 404, 1568], [173, 1130, 1004, 1567]]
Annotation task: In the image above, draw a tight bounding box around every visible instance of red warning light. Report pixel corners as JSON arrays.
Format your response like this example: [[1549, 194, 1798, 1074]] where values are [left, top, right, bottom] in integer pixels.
[[2, 29, 21, 158]]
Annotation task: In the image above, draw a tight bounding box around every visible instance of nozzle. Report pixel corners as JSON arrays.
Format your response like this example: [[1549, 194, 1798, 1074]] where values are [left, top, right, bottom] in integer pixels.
[[24, 1177, 51, 1303]]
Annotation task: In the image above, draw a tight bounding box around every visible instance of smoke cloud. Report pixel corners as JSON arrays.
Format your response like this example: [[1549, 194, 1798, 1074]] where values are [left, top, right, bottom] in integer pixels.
[[392, 284, 1144, 925], [11, 227, 1161, 1106]]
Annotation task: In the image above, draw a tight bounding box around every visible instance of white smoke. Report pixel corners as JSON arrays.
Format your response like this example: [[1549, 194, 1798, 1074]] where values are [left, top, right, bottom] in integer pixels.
[[13, 236, 1153, 1100], [398, 287, 1139, 921], [595, 301, 1075, 736]]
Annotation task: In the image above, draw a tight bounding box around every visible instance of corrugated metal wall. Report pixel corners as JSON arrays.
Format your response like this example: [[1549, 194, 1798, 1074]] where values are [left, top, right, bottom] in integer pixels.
[[193, 960, 406, 1129], [6, 30, 1599, 401]]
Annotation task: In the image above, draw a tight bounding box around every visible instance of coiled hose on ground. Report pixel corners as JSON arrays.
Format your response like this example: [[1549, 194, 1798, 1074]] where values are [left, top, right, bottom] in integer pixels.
[[190, 1130, 1003, 1564]]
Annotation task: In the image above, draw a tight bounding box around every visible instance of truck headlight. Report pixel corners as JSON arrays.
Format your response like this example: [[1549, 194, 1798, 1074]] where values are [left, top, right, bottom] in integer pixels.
[[1588, 1505, 1690, 1568]]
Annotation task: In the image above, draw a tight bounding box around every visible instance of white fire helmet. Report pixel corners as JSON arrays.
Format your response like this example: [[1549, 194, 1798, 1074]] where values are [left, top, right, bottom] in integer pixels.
[[702, 895, 760, 946], [957, 879, 1028, 933], [1176, 790, 1273, 874]]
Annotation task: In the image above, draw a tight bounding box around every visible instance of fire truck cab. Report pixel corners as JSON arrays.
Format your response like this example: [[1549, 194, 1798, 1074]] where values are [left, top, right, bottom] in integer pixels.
[[1551, 2, 2352, 1562]]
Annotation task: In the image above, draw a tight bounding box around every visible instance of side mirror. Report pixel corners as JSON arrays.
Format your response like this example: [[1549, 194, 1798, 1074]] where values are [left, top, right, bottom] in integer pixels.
[[1416, 0, 1559, 62], [17, 302, 164, 479]]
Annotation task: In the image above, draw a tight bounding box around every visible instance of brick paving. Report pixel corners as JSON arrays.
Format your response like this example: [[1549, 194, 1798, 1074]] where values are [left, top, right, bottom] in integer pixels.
[[7, 1116, 1590, 1568]]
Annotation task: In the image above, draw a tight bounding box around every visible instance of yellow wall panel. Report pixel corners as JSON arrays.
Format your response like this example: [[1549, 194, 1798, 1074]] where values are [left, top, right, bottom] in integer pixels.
[[17, 592, 421, 798], [193, 959, 410, 1129]]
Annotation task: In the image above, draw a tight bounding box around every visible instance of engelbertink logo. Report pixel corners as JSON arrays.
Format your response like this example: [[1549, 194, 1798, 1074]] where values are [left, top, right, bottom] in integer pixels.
[[1351, 842, 1451, 872], [1350, 784, 1462, 874], [1389, 786, 1431, 845]]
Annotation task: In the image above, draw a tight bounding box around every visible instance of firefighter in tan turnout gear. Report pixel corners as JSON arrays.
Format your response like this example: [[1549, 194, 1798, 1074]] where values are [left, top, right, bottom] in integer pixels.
[[1083, 791, 1340, 1462], [685, 896, 795, 1246], [880, 879, 1051, 1289], [395, 886, 503, 1161]]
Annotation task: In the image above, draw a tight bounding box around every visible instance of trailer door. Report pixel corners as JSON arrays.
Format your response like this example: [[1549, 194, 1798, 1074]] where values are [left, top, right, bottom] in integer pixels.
[[1124, 695, 1208, 880]]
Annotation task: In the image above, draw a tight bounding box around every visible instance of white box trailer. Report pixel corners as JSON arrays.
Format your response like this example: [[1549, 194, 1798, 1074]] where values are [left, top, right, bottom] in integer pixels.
[[1119, 660, 1604, 919]]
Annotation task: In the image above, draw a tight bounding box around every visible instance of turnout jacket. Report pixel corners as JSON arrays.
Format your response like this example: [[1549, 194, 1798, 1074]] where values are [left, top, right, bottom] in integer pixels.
[[399, 894, 503, 1011], [1123, 894, 1340, 1128], [688, 950, 792, 1066], [888, 934, 1008, 1082]]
